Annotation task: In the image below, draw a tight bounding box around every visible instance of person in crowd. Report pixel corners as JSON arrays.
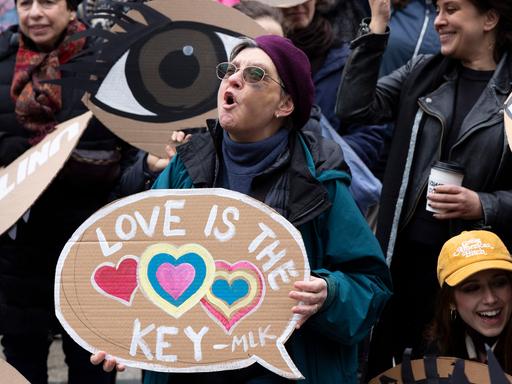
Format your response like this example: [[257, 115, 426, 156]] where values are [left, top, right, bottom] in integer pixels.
[[234, 0, 284, 36], [278, 0, 386, 171], [426, 230, 512, 374], [0, 0, 158, 382], [320, 0, 368, 43], [92, 34, 392, 384], [336, 0, 512, 377]]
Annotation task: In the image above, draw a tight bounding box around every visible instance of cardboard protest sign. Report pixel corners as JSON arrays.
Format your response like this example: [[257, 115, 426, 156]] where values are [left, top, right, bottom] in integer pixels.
[[369, 356, 512, 384], [505, 93, 512, 151], [0, 359, 29, 384], [0, 111, 92, 236], [62, 0, 266, 158], [56, 189, 308, 378]]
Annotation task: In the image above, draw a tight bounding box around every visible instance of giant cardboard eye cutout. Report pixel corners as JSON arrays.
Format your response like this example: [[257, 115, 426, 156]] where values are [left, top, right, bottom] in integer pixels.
[[63, 0, 266, 158]]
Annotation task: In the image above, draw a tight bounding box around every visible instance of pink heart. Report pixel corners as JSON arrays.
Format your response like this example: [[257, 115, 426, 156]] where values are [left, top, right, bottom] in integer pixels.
[[156, 263, 195, 300], [93, 257, 138, 304]]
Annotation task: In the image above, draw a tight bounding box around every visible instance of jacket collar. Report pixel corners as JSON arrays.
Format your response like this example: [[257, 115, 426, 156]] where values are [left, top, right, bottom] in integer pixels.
[[442, 52, 512, 95], [490, 52, 512, 95], [180, 120, 332, 226], [419, 54, 511, 148]]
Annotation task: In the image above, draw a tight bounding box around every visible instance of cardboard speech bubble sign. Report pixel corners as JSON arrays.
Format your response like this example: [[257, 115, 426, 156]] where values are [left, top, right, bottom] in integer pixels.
[[67, 0, 265, 158], [0, 111, 92, 235], [55, 189, 309, 379], [505, 93, 512, 151]]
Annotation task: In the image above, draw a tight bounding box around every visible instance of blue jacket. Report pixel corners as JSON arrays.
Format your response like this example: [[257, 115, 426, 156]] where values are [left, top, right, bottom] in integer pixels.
[[147, 123, 392, 384], [379, 0, 439, 77], [304, 105, 381, 216], [315, 43, 387, 170]]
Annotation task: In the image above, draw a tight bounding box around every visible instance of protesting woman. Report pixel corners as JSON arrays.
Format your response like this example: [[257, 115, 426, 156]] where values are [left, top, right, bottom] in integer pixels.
[[92, 34, 392, 384]]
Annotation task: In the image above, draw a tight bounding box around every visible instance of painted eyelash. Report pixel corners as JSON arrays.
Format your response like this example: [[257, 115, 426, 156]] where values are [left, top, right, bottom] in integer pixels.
[[55, 1, 172, 93]]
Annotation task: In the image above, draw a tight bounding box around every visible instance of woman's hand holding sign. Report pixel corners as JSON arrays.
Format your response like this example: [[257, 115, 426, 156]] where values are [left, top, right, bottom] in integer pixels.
[[289, 276, 328, 329], [90, 351, 125, 373], [91, 273, 328, 373]]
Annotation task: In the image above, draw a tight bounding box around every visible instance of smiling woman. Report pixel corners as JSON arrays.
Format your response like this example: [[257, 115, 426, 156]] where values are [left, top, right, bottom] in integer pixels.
[[16, 0, 76, 51], [426, 230, 512, 374]]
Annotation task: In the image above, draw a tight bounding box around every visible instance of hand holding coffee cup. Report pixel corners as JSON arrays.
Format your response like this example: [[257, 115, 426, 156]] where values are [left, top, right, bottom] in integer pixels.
[[426, 161, 464, 213], [426, 162, 483, 220]]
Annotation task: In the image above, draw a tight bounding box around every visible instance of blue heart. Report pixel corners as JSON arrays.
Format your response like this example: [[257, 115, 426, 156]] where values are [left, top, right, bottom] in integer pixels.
[[147, 252, 206, 307], [211, 279, 249, 306]]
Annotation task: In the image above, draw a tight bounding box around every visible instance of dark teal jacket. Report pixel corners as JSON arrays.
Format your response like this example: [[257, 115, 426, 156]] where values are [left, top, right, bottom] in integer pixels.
[[147, 124, 392, 384]]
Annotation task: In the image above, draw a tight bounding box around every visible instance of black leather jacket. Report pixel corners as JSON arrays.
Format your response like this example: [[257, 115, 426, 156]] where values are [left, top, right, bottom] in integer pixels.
[[337, 31, 512, 260]]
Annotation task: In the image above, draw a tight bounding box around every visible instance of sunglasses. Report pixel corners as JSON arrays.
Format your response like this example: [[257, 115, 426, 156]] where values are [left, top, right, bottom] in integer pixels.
[[215, 62, 285, 90]]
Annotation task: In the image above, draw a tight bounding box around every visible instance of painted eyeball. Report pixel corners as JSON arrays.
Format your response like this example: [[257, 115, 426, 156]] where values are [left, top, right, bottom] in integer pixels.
[[93, 22, 243, 123]]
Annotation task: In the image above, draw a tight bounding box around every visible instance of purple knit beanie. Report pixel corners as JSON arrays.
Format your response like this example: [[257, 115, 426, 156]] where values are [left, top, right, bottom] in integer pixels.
[[254, 35, 314, 130]]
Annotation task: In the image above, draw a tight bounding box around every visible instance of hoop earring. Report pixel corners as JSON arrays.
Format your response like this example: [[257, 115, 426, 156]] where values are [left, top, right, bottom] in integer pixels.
[[450, 307, 457, 321]]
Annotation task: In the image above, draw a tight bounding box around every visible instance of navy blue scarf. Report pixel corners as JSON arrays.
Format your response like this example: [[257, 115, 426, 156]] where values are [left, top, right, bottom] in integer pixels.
[[221, 129, 289, 195]]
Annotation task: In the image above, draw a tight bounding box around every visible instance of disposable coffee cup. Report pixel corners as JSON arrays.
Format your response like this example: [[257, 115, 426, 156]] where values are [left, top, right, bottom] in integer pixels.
[[426, 161, 464, 213]]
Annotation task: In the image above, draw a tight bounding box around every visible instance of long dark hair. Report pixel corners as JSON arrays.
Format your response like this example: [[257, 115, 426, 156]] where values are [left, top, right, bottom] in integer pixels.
[[426, 280, 512, 374], [470, 0, 512, 61]]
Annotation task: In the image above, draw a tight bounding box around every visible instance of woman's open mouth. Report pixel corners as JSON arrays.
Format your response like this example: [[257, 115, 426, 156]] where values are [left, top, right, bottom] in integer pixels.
[[223, 91, 237, 108]]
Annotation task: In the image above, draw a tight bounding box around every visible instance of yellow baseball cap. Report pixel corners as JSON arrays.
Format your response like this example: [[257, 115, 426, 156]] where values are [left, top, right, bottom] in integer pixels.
[[437, 230, 512, 287]]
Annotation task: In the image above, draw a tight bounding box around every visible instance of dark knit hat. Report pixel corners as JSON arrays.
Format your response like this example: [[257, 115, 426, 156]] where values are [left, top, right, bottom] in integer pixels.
[[254, 35, 314, 130]]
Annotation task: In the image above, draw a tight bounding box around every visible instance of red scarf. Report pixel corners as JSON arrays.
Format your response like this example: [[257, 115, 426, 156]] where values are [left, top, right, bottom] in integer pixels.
[[10, 19, 86, 144]]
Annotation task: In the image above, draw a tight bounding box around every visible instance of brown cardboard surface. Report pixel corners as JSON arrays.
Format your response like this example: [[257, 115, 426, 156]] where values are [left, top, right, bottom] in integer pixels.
[[0, 111, 92, 235], [505, 93, 512, 151], [369, 357, 512, 383], [55, 189, 309, 378], [83, 0, 266, 159], [0, 359, 30, 384]]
